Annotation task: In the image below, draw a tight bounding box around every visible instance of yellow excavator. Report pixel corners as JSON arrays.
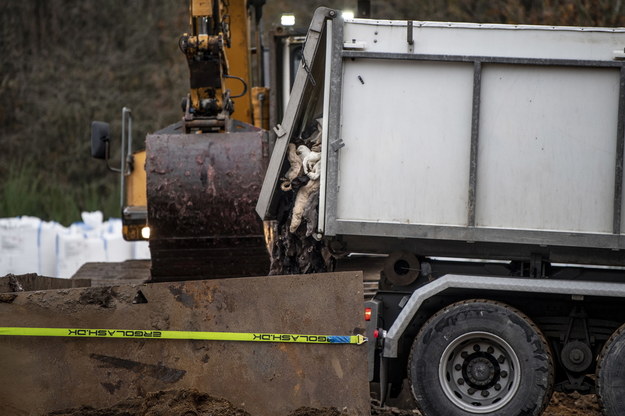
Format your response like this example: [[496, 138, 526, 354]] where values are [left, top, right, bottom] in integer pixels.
[[91, 0, 278, 281], [0, 6, 370, 416]]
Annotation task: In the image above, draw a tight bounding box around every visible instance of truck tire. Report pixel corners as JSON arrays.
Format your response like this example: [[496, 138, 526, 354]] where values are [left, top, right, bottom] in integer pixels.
[[597, 322, 625, 416], [408, 299, 553, 416]]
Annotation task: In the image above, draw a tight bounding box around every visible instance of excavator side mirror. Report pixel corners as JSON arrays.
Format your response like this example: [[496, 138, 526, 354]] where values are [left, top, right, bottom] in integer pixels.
[[91, 121, 110, 159]]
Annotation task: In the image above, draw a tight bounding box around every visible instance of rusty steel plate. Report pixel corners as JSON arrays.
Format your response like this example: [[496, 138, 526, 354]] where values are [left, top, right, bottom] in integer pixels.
[[146, 131, 270, 281], [0, 272, 370, 415]]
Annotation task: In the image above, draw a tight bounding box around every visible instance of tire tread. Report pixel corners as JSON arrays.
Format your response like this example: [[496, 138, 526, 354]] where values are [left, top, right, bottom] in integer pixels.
[[407, 298, 554, 416]]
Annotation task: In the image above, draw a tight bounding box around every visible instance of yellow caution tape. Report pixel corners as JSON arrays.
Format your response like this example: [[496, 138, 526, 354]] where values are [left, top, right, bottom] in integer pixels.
[[0, 327, 367, 345]]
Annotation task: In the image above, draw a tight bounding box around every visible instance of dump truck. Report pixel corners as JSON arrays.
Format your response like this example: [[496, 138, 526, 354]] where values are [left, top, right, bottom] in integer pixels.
[[255, 8, 625, 416]]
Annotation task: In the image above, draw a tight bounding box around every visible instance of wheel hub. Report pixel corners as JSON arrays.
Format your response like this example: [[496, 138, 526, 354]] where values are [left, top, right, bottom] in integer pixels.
[[465, 354, 497, 387], [561, 340, 593, 373], [439, 332, 521, 414]]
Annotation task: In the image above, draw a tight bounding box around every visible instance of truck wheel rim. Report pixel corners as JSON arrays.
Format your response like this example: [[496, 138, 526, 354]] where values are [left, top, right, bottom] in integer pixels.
[[438, 331, 521, 414]]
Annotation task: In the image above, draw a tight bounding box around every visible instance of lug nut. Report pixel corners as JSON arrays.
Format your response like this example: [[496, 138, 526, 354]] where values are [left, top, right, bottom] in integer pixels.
[[468, 388, 476, 395], [494, 384, 501, 391], [461, 351, 469, 359], [498, 355, 505, 364], [487, 346, 494, 354], [455, 364, 462, 371], [473, 344, 481, 352], [481, 390, 490, 397], [500, 370, 508, 378], [457, 378, 465, 385]]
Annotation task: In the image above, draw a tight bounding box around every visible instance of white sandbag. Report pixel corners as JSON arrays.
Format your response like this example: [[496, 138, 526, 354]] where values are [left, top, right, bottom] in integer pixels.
[[102, 218, 133, 261], [69, 212, 104, 238], [0, 216, 42, 276], [55, 228, 106, 279], [1, 212, 149, 278], [132, 240, 151, 259], [38, 220, 64, 277], [81, 211, 104, 230]]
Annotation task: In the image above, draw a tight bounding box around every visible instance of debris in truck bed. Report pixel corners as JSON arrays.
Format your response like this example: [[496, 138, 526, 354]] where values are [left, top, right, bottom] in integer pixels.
[[270, 118, 331, 276]]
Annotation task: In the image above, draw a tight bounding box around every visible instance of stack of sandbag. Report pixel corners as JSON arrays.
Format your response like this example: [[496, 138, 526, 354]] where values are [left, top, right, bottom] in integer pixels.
[[0, 212, 150, 278]]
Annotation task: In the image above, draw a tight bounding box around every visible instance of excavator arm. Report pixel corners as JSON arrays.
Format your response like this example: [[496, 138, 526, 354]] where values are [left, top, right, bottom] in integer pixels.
[[180, 0, 232, 125], [146, 0, 270, 281]]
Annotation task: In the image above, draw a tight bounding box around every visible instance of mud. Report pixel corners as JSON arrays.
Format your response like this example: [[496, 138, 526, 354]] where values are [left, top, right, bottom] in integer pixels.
[[44, 390, 421, 416], [373, 393, 602, 416], [286, 408, 347, 416], [379, 392, 602, 416], [0, 273, 91, 292], [543, 392, 601, 416], [43, 390, 600, 416], [46, 389, 251, 416]]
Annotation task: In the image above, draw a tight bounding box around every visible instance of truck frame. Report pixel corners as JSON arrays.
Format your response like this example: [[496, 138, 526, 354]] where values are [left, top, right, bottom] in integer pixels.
[[257, 8, 625, 416]]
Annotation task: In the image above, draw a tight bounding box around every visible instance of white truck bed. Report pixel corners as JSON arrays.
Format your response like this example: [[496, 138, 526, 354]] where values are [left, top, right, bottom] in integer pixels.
[[259, 10, 625, 264]]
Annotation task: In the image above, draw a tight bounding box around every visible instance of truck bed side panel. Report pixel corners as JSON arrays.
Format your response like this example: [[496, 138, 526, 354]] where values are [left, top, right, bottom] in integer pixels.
[[323, 19, 625, 262]]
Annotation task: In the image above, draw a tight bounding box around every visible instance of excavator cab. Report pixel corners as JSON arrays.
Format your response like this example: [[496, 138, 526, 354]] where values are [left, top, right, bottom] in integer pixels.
[[90, 108, 149, 242]]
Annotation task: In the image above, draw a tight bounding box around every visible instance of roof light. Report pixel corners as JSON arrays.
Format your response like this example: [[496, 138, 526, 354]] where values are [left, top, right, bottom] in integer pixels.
[[364, 307, 373, 321], [342, 10, 355, 20], [281, 13, 295, 26]]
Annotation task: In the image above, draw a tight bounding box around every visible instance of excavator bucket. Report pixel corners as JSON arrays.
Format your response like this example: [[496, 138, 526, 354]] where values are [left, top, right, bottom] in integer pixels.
[[0, 271, 370, 415], [146, 128, 271, 281]]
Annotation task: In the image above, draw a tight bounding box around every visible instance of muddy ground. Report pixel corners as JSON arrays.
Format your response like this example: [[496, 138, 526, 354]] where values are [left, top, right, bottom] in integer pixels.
[[45, 389, 601, 416], [45, 389, 391, 416], [543, 392, 601, 416]]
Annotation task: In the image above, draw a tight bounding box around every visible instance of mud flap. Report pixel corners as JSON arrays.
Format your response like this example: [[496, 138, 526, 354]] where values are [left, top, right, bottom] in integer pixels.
[[0, 272, 370, 415]]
